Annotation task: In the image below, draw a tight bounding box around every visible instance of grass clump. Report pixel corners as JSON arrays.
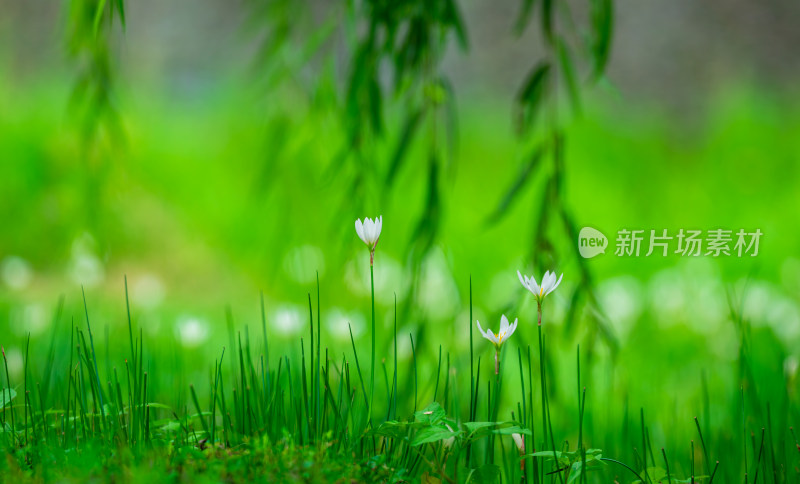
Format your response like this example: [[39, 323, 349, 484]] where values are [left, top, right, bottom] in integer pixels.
[[1, 247, 798, 483]]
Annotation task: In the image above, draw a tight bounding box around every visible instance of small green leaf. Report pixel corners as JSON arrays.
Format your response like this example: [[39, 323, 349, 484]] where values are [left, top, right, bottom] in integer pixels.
[[463, 421, 499, 434], [516, 62, 551, 134], [373, 420, 411, 440], [492, 425, 531, 436], [485, 143, 547, 225], [385, 108, 424, 187], [411, 425, 460, 446], [464, 464, 501, 484], [541, 0, 554, 43], [514, 0, 536, 36], [1, 388, 16, 408], [159, 421, 182, 432], [529, 450, 570, 467], [93, 0, 108, 36], [116, 0, 126, 28], [530, 450, 565, 458], [557, 41, 582, 114], [414, 402, 446, 424], [631, 467, 667, 483], [464, 421, 531, 441], [443, 0, 468, 50], [590, 0, 614, 78]]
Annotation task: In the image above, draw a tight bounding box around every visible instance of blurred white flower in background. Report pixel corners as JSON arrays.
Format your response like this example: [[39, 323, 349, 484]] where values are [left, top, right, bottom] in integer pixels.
[[325, 307, 366, 340], [10, 303, 49, 337], [780, 257, 800, 295], [418, 249, 460, 320], [646, 257, 728, 335], [597, 276, 643, 342], [647, 268, 686, 324], [488, 269, 520, 308], [68, 233, 104, 287], [2, 347, 23, 379], [132, 273, 166, 309], [272, 305, 303, 335], [283, 245, 326, 284], [175, 315, 209, 348], [727, 277, 800, 343], [683, 259, 726, 331], [742, 280, 771, 320], [785, 356, 799, 380], [1, 256, 33, 290], [648, 258, 727, 332], [345, 253, 410, 303], [396, 326, 416, 359], [765, 294, 800, 342]]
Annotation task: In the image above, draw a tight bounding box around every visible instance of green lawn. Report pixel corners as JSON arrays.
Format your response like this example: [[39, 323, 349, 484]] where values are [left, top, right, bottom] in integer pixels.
[[2, 72, 800, 482]]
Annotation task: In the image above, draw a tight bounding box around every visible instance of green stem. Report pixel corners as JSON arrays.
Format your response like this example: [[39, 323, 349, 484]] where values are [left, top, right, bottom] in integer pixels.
[[369, 257, 376, 426], [536, 302, 546, 459]]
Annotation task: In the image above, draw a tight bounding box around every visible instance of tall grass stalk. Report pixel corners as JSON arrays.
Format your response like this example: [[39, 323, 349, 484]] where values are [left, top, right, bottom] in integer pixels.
[[369, 260, 376, 428]]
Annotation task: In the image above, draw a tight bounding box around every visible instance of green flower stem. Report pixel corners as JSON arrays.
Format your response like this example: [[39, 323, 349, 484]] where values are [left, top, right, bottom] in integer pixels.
[[368, 254, 376, 426], [536, 302, 547, 473]]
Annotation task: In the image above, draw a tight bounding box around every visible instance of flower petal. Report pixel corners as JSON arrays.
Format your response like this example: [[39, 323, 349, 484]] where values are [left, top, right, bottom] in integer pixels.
[[476, 320, 488, 340], [512, 433, 525, 453], [546, 272, 563, 296], [355, 219, 366, 244], [366, 218, 375, 242], [507, 318, 518, 338], [478, 321, 498, 343], [542, 271, 552, 290], [530, 278, 540, 295], [529, 273, 540, 292], [499, 314, 510, 332], [517, 270, 528, 290]]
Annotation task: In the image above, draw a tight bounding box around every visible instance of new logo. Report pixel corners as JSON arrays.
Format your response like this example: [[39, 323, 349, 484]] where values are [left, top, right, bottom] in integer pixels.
[[578, 227, 607, 258]]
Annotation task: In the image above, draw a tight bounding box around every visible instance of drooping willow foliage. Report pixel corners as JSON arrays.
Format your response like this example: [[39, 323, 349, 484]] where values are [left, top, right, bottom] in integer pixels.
[[342, 0, 466, 263], [64, 0, 616, 349], [506, 0, 618, 354], [66, 0, 126, 149], [65, 0, 127, 229]]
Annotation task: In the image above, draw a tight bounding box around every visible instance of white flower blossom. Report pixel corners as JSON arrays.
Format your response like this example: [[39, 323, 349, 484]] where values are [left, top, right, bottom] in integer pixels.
[[512, 433, 525, 454], [355, 216, 382, 251], [477, 315, 518, 375], [517, 270, 563, 304], [476, 315, 518, 349]]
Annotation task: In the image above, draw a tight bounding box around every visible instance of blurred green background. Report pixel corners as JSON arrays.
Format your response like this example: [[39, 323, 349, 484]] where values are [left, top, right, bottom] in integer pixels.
[[1, 0, 800, 466]]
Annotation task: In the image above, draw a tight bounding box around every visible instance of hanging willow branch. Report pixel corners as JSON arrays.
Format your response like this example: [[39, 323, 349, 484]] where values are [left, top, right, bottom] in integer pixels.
[[66, 0, 126, 149], [489, 0, 618, 351], [242, 0, 616, 345], [340, 0, 466, 209], [336, 0, 467, 318]]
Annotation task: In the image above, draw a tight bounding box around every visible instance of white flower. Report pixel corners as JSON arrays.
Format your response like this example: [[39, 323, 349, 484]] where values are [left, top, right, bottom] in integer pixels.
[[517, 270, 563, 303], [511, 433, 525, 454], [175, 316, 209, 348], [476, 315, 518, 349], [512, 432, 527, 470], [355, 216, 382, 250]]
